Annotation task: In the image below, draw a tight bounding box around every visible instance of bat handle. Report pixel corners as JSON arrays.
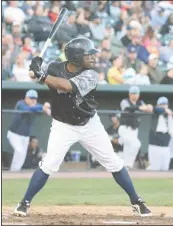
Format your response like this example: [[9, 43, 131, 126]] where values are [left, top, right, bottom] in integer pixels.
[[39, 38, 51, 58]]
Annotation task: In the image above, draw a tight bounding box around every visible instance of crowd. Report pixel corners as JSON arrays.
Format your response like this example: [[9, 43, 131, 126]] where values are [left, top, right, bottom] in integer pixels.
[[2, 1, 173, 84]]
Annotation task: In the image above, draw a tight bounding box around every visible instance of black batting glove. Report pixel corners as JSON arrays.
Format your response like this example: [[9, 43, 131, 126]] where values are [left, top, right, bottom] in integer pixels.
[[29, 56, 43, 79], [29, 56, 48, 84]]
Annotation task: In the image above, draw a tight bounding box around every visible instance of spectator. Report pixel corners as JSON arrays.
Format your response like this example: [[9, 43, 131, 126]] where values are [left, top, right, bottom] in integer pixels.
[[119, 86, 153, 169], [161, 57, 173, 84], [147, 54, 167, 84], [147, 97, 173, 171], [134, 63, 151, 85], [121, 24, 132, 47], [150, 6, 169, 31], [48, 4, 60, 23], [12, 52, 32, 82], [55, 10, 78, 45], [107, 56, 124, 85], [21, 1, 35, 20], [123, 67, 136, 85], [4, 1, 25, 25], [7, 90, 51, 171], [109, 1, 121, 24], [75, 8, 91, 38], [89, 14, 106, 42], [100, 38, 111, 51], [23, 136, 43, 169], [27, 4, 52, 42], [98, 72, 108, 84], [160, 12, 173, 35], [123, 45, 143, 72], [95, 48, 112, 76], [107, 113, 123, 156], [22, 36, 34, 60], [129, 35, 149, 64], [159, 40, 173, 63]]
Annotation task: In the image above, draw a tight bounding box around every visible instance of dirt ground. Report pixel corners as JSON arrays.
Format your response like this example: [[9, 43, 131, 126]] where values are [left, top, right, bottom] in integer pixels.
[[2, 206, 173, 225], [2, 170, 173, 225]]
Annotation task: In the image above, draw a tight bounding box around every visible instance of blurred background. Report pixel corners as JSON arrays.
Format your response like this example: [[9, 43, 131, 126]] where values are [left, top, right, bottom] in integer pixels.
[[2, 0, 173, 172]]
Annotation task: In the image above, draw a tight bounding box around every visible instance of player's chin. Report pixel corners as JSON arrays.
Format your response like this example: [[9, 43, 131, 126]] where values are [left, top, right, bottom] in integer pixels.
[[88, 62, 96, 68]]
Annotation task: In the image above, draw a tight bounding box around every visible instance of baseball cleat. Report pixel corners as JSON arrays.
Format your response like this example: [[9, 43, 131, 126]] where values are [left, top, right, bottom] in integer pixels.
[[14, 200, 30, 217], [132, 198, 152, 217]]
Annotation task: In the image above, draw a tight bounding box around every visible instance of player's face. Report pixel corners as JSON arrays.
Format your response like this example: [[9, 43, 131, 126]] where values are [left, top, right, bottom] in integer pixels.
[[129, 93, 140, 102], [83, 54, 96, 68]]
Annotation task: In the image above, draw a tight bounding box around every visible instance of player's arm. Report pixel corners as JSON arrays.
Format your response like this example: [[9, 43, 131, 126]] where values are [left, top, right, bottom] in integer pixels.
[[29, 57, 73, 92], [44, 75, 73, 92]]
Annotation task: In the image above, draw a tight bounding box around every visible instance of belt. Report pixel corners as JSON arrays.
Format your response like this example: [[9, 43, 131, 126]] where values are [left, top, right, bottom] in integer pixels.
[[53, 115, 90, 126]]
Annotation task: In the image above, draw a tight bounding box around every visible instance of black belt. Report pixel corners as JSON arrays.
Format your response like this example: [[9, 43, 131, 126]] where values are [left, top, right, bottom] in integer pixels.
[[53, 115, 90, 126]]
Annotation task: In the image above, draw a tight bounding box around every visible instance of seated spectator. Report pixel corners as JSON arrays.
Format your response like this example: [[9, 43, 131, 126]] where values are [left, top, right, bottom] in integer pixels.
[[23, 136, 43, 169], [12, 52, 32, 82], [123, 67, 136, 85], [146, 37, 161, 57], [109, 1, 121, 24], [129, 35, 149, 64], [98, 72, 108, 84], [107, 56, 124, 85], [150, 6, 170, 32], [48, 4, 60, 23], [75, 8, 91, 38], [89, 14, 106, 42], [134, 64, 151, 85], [123, 45, 143, 72], [22, 36, 34, 60], [4, 1, 25, 25], [27, 4, 52, 42], [160, 12, 173, 36], [159, 40, 173, 63], [110, 34, 124, 57], [100, 38, 111, 51], [161, 57, 173, 84], [95, 48, 112, 76], [121, 24, 132, 47], [56, 10, 79, 45], [147, 54, 167, 84], [21, 1, 34, 20]]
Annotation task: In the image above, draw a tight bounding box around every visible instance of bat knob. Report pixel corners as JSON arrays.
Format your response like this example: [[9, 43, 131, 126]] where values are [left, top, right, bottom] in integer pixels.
[[29, 71, 36, 79]]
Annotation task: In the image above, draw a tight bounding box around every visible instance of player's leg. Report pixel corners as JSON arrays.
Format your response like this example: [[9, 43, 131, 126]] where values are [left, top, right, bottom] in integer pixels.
[[80, 114, 151, 216], [7, 131, 29, 171], [14, 119, 79, 216], [161, 147, 171, 171], [147, 145, 161, 170]]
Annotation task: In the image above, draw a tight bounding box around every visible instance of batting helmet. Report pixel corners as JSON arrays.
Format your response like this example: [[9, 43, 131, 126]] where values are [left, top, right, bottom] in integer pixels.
[[64, 37, 100, 66]]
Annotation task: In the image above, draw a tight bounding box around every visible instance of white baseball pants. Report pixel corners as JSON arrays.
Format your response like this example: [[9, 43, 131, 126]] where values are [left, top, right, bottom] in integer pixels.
[[7, 130, 29, 171], [118, 126, 141, 168], [147, 144, 171, 171], [39, 113, 124, 175]]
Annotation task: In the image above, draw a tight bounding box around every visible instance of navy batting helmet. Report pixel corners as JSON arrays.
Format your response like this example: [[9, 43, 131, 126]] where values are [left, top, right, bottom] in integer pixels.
[[64, 37, 100, 65]]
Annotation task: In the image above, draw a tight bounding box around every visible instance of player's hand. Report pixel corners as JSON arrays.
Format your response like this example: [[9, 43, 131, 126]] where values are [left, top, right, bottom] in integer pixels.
[[29, 56, 43, 79], [29, 57, 48, 84], [139, 105, 148, 112], [43, 102, 51, 116], [146, 104, 153, 113], [165, 108, 173, 116]]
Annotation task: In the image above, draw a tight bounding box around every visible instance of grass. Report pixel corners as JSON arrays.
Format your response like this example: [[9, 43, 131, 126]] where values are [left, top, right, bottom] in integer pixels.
[[2, 178, 173, 206]]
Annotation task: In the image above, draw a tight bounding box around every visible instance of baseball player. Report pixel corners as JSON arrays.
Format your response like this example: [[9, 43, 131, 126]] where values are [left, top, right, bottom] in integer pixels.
[[14, 37, 151, 217]]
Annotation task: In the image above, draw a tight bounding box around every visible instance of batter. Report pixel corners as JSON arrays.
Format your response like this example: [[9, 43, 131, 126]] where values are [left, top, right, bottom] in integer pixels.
[[14, 37, 151, 217]]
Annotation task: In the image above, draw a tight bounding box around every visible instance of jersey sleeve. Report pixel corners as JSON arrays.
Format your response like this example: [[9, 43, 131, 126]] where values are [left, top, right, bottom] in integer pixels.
[[69, 69, 98, 97], [47, 61, 60, 77]]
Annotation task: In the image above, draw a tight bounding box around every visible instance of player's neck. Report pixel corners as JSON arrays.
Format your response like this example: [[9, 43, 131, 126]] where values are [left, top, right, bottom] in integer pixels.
[[66, 62, 82, 73]]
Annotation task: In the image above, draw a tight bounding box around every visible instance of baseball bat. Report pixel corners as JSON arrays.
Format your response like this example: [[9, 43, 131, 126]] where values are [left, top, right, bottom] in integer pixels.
[[30, 7, 68, 78]]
